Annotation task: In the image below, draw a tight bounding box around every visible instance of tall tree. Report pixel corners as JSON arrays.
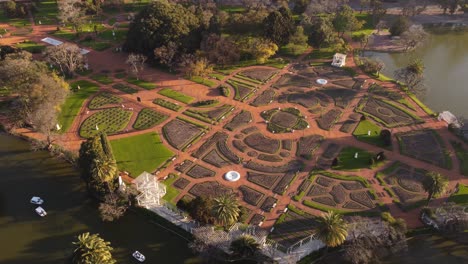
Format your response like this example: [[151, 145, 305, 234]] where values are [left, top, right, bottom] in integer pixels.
[[306, 16, 335, 49], [230, 235, 260, 259], [212, 194, 240, 227], [389, 16, 410, 36], [263, 7, 295, 46], [124, 0, 201, 57], [154, 41, 178, 70], [399, 25, 429, 51], [314, 211, 348, 248], [333, 5, 364, 36], [43, 43, 85, 77], [201, 34, 240, 68], [72, 232, 116, 264], [247, 38, 278, 63], [423, 172, 449, 202], [58, 0, 84, 32]]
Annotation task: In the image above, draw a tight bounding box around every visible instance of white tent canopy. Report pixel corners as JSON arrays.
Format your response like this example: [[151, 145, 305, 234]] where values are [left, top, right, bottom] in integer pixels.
[[331, 53, 347, 67], [41, 37, 90, 55]]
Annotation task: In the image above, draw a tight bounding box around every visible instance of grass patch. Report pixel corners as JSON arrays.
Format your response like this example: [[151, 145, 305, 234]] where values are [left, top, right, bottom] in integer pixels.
[[158, 88, 194, 104], [307, 48, 334, 60], [406, 91, 436, 116], [353, 120, 389, 148], [209, 73, 226, 81], [57, 80, 99, 132], [352, 13, 374, 37], [451, 141, 468, 176], [15, 40, 45, 53], [216, 58, 288, 74], [126, 77, 156, 90], [153, 98, 182, 112], [110, 132, 174, 177], [448, 184, 468, 205], [162, 173, 180, 205], [189, 76, 217, 88], [52, 30, 77, 41], [91, 74, 113, 85], [112, 83, 138, 94], [34, 0, 58, 25], [332, 146, 374, 170], [302, 200, 380, 217], [98, 29, 127, 42], [79, 39, 112, 51], [279, 43, 309, 58], [218, 5, 246, 13]]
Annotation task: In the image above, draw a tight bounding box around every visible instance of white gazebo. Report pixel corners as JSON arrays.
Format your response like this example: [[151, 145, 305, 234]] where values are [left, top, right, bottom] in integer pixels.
[[331, 53, 347, 67], [134, 171, 166, 208]]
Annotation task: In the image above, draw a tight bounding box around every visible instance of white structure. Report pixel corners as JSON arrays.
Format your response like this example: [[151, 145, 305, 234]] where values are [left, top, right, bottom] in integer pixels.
[[331, 53, 347, 67], [134, 171, 166, 208], [224, 171, 240, 182], [316, 79, 328, 85], [40, 37, 90, 55], [438, 111, 461, 128], [30, 196, 44, 205]]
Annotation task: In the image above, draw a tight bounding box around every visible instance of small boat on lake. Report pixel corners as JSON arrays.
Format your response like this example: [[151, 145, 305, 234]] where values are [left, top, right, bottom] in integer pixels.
[[132, 251, 145, 262], [35, 206, 47, 217]]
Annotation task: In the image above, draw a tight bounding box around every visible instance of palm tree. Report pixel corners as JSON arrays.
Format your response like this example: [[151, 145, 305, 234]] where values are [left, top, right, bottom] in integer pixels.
[[212, 194, 240, 227], [314, 211, 348, 248], [423, 171, 449, 202], [230, 235, 260, 259], [72, 232, 116, 264], [91, 158, 117, 187]]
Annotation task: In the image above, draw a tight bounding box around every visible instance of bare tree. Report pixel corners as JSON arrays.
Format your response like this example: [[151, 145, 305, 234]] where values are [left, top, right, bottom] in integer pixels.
[[43, 43, 85, 77], [395, 59, 425, 93], [58, 0, 84, 32], [399, 25, 429, 51], [126, 53, 147, 80], [154, 41, 178, 71], [98, 192, 128, 222]]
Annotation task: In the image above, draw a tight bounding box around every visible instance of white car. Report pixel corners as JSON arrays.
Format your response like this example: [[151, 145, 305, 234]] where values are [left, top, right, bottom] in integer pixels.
[[30, 196, 44, 205], [35, 206, 47, 217], [132, 251, 145, 262]]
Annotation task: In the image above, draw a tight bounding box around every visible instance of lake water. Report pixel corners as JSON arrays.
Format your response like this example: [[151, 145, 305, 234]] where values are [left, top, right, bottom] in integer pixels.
[[0, 133, 199, 264], [363, 30, 468, 118]]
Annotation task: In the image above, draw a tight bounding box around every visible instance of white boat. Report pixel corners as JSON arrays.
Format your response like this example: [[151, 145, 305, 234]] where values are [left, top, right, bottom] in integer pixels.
[[132, 251, 145, 262], [35, 206, 47, 217], [30, 196, 44, 205]]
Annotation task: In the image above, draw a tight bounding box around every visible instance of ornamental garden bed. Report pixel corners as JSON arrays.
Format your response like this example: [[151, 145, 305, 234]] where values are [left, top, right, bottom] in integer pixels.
[[192, 132, 228, 158], [126, 77, 156, 90], [261, 108, 309, 133], [303, 172, 376, 211], [291, 63, 318, 78], [153, 98, 182, 112], [258, 154, 283, 162], [375, 162, 429, 211], [340, 120, 358, 133], [332, 79, 356, 89], [173, 177, 191, 190], [184, 104, 233, 124], [158, 88, 194, 104], [273, 74, 312, 88], [186, 164, 216, 178], [273, 172, 298, 194], [112, 83, 138, 94], [162, 119, 206, 150], [91, 74, 113, 85], [227, 80, 256, 102], [251, 89, 275, 106], [217, 139, 241, 164], [238, 68, 279, 82], [396, 130, 451, 169], [249, 214, 265, 226], [79, 107, 132, 138], [317, 108, 342, 131], [261, 196, 278, 212], [244, 133, 281, 154], [245, 160, 304, 173], [133, 108, 168, 130], [176, 160, 194, 173], [356, 97, 423, 128], [369, 83, 415, 110], [296, 135, 323, 159], [224, 111, 252, 131], [202, 149, 231, 168], [247, 172, 281, 190], [287, 91, 330, 109], [332, 146, 378, 171], [322, 143, 341, 159], [239, 185, 265, 206], [320, 88, 356, 109], [189, 181, 232, 197]]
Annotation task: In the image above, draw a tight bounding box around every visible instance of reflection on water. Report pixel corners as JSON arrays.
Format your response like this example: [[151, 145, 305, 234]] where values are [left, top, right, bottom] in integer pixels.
[[363, 31, 468, 118], [384, 234, 468, 264], [0, 134, 199, 264]]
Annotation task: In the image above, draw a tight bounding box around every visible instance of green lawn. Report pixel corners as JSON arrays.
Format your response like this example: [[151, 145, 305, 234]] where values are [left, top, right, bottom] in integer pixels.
[[52, 30, 77, 41], [352, 13, 374, 37], [79, 39, 112, 51], [162, 174, 180, 205], [279, 43, 309, 57], [332, 146, 374, 170], [98, 29, 127, 42], [189, 76, 217, 88], [448, 184, 468, 204], [353, 120, 388, 148], [126, 77, 156, 90], [91, 74, 113, 85], [34, 0, 58, 25], [451, 141, 468, 176], [307, 48, 334, 60], [110, 132, 174, 177], [158, 88, 194, 104], [15, 40, 45, 53], [57, 80, 100, 133]]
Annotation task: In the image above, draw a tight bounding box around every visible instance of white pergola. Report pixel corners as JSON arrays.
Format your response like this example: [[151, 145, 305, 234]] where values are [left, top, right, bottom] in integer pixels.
[[134, 171, 166, 208]]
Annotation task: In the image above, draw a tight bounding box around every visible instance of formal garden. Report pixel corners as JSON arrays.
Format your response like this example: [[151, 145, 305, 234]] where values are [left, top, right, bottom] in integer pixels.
[[2, 1, 467, 262]]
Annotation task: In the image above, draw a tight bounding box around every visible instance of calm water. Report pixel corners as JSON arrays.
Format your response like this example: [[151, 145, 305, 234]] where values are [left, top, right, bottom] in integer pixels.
[[0, 134, 199, 264], [363, 30, 468, 118]]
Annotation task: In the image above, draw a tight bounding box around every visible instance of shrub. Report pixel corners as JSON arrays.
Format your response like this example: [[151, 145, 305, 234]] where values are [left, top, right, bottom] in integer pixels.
[[380, 129, 392, 146], [390, 16, 410, 36]]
